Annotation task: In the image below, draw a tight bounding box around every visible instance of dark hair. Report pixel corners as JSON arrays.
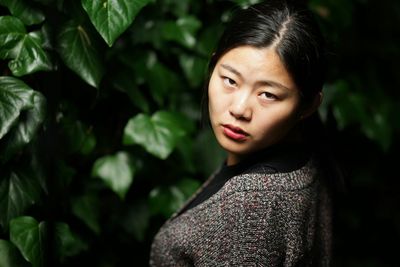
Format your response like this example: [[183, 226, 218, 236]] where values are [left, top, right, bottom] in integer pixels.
[[208, 0, 326, 105]]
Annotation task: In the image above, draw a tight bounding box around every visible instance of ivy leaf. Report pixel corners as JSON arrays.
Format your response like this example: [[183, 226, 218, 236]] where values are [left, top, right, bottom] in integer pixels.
[[149, 186, 185, 218], [176, 178, 201, 198], [0, 76, 46, 163], [0, 16, 52, 76], [92, 151, 135, 199], [179, 53, 207, 88], [120, 200, 149, 242], [55, 222, 88, 261], [82, 0, 152, 47], [0, 170, 42, 230], [111, 69, 150, 113], [0, 239, 30, 267], [194, 128, 226, 177], [233, 0, 262, 8], [0, 77, 40, 138], [71, 194, 100, 234], [149, 178, 200, 218], [121, 51, 180, 107], [57, 19, 104, 88], [163, 0, 190, 17], [196, 24, 224, 56], [161, 16, 201, 49], [176, 135, 196, 173], [0, 0, 45, 25], [361, 107, 392, 151], [123, 111, 191, 159], [9, 216, 47, 267], [60, 119, 96, 155], [143, 54, 180, 107]]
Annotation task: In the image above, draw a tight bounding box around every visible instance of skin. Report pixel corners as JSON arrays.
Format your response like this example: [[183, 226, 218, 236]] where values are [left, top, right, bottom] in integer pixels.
[[208, 45, 316, 166]]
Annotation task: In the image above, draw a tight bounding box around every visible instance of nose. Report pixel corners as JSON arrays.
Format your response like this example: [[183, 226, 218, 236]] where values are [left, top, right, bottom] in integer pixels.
[[229, 91, 252, 121]]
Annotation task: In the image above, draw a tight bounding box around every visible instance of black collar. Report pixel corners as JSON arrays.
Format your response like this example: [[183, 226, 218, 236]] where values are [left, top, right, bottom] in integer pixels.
[[219, 142, 311, 179]]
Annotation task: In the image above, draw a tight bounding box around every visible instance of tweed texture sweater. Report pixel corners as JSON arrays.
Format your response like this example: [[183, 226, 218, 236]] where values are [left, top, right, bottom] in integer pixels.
[[150, 158, 332, 266]]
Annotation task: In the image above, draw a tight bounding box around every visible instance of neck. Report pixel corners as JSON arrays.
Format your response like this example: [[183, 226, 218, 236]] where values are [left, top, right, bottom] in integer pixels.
[[226, 129, 305, 167], [226, 154, 242, 166]]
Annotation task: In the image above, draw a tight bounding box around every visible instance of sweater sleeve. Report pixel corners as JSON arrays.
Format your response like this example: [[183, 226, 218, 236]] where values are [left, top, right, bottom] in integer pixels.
[[221, 186, 317, 266]]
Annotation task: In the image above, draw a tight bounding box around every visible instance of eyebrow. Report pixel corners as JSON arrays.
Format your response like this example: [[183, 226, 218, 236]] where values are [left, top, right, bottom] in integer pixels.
[[220, 64, 243, 78], [220, 63, 291, 92]]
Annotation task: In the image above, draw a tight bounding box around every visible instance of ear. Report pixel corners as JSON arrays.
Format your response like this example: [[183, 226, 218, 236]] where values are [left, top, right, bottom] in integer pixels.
[[300, 92, 323, 120]]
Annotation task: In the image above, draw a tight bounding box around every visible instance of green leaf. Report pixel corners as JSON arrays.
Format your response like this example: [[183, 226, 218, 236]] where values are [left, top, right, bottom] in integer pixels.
[[330, 80, 366, 130], [149, 178, 200, 218], [361, 109, 392, 151], [149, 186, 185, 218], [120, 201, 149, 242], [0, 16, 52, 76], [30, 146, 48, 194], [165, 0, 191, 17], [233, 0, 262, 8], [0, 76, 46, 163], [71, 194, 100, 234], [196, 25, 224, 56], [111, 69, 150, 113], [125, 51, 179, 107], [145, 57, 179, 107], [161, 16, 202, 49], [0, 0, 45, 25], [61, 119, 96, 155], [327, 80, 393, 151], [57, 20, 104, 88], [55, 222, 88, 261], [0, 239, 30, 267], [176, 135, 196, 173], [176, 178, 201, 198], [92, 151, 135, 199], [82, 0, 152, 47], [129, 18, 163, 48], [123, 111, 191, 159], [194, 128, 226, 177], [54, 160, 76, 190], [39, 23, 53, 50], [179, 53, 207, 88], [309, 0, 353, 28], [0, 170, 42, 229], [9, 216, 47, 267]]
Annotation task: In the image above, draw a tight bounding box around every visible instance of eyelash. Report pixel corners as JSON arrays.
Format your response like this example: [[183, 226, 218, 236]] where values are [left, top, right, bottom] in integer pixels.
[[260, 92, 278, 100], [222, 76, 237, 87]]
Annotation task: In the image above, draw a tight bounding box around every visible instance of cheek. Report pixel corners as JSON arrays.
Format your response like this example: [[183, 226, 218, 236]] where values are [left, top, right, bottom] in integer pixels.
[[255, 106, 300, 139], [208, 78, 224, 117]]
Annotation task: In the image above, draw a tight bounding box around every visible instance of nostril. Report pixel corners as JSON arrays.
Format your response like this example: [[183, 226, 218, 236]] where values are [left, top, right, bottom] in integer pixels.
[[230, 110, 251, 121]]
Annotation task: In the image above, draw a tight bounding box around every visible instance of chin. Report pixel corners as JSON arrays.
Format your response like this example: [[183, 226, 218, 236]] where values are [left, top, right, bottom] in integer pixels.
[[218, 137, 253, 155]]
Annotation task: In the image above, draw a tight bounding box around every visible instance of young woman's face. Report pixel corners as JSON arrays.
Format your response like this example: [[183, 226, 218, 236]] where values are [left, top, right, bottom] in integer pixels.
[[208, 45, 303, 165]]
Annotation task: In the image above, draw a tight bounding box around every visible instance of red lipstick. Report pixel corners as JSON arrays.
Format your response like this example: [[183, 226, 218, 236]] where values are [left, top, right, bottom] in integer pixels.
[[222, 124, 249, 141]]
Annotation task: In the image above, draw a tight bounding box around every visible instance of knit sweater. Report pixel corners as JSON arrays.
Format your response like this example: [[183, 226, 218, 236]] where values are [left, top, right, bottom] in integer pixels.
[[149, 158, 332, 266]]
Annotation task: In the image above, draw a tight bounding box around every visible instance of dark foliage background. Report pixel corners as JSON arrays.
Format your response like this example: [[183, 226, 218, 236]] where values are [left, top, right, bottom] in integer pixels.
[[0, 0, 398, 266]]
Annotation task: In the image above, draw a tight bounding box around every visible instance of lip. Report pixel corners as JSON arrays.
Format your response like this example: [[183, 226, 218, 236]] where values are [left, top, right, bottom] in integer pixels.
[[222, 124, 249, 141]]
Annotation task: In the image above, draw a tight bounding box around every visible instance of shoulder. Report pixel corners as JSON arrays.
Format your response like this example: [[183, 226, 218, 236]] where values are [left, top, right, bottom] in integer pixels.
[[224, 158, 319, 194], [215, 159, 325, 229]]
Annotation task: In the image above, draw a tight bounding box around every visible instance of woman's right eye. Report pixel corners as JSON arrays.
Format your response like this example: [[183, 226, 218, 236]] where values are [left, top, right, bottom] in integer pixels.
[[222, 76, 236, 87]]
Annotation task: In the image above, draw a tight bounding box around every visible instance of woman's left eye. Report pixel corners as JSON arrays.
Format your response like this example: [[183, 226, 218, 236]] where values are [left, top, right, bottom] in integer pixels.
[[260, 92, 278, 100], [223, 77, 236, 87]]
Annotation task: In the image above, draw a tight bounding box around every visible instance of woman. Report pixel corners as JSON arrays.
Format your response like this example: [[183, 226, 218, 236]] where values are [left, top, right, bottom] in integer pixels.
[[150, 0, 335, 266]]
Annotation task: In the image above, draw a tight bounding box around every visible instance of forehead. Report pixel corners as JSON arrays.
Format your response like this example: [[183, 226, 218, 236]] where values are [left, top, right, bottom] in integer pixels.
[[216, 46, 296, 90]]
